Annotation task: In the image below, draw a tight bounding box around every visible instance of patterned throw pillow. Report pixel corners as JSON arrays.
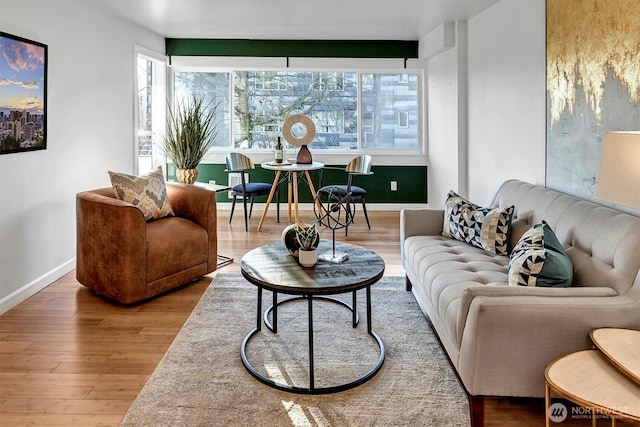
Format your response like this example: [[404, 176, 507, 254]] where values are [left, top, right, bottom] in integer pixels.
[[442, 191, 514, 255], [108, 166, 174, 221], [508, 221, 573, 287]]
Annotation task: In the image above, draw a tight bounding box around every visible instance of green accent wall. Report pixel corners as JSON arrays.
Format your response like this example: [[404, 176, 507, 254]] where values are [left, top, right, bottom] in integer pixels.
[[165, 39, 419, 58], [168, 164, 427, 204]]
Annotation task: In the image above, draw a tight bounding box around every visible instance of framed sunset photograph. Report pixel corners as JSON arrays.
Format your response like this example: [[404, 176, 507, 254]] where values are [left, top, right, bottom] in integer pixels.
[[0, 31, 47, 154]]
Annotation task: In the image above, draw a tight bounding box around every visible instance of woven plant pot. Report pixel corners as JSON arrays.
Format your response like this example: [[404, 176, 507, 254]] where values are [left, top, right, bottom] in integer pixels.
[[176, 168, 199, 184]]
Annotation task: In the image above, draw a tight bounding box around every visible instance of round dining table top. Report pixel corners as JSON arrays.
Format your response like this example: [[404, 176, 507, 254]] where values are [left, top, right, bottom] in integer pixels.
[[261, 161, 324, 172]]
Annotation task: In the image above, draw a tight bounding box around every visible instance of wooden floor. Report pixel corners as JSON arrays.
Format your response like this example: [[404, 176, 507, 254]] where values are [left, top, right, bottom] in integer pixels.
[[0, 210, 636, 426]]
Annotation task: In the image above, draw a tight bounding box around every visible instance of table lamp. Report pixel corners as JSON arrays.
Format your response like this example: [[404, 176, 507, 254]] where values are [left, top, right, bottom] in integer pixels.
[[594, 131, 640, 210]]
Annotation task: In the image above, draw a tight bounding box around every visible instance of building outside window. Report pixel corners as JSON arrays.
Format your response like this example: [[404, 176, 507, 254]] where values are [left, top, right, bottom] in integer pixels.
[[254, 71, 288, 91], [361, 73, 419, 150], [313, 72, 344, 91]]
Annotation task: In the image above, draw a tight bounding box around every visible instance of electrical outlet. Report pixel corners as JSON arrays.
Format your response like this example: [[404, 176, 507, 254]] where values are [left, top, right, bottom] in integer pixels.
[[391, 181, 397, 191], [228, 173, 249, 198]]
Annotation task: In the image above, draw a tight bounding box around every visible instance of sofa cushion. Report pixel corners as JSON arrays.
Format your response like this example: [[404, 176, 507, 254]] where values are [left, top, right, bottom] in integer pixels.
[[403, 235, 510, 343], [442, 191, 514, 255], [508, 221, 573, 287], [109, 166, 174, 221]]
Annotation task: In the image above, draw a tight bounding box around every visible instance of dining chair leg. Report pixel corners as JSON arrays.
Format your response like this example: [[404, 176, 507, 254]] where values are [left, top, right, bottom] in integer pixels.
[[242, 195, 249, 232], [229, 195, 237, 224], [361, 199, 371, 229], [249, 196, 255, 219], [344, 202, 356, 236]]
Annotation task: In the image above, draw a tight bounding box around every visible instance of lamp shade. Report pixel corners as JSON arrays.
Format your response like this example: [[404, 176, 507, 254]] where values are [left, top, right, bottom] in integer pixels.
[[594, 131, 640, 209]]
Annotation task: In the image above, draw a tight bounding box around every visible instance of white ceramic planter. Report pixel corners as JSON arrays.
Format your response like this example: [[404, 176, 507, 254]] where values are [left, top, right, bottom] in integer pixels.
[[298, 248, 318, 267]]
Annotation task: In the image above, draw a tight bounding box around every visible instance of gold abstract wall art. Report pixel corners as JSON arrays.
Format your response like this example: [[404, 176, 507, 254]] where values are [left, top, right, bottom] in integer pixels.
[[546, 0, 640, 201]]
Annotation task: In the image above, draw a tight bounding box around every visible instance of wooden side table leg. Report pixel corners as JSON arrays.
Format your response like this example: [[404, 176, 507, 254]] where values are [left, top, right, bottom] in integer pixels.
[[305, 170, 322, 214], [545, 382, 551, 427], [257, 170, 281, 232]]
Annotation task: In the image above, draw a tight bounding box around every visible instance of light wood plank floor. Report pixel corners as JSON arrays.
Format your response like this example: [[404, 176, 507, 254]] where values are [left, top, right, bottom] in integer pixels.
[[0, 210, 635, 426]]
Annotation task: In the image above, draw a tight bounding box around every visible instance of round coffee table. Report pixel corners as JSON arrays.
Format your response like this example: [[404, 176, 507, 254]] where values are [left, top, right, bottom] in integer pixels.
[[240, 239, 385, 394]]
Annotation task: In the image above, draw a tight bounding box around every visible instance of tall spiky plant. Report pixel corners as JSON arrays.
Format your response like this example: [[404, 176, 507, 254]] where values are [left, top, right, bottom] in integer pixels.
[[162, 97, 218, 170]]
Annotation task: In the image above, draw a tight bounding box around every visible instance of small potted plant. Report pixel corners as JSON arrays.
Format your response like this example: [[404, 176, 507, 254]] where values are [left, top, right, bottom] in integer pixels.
[[295, 222, 320, 267]]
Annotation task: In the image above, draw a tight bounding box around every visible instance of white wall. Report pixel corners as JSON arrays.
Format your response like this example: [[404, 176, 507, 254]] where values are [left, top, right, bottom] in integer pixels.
[[423, 22, 469, 208], [466, 0, 546, 205], [424, 0, 546, 207], [0, 1, 164, 313]]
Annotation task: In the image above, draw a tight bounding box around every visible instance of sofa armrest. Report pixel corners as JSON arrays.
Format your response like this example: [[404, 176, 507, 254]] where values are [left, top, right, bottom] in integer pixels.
[[76, 189, 147, 302], [166, 182, 218, 271], [400, 208, 444, 260], [400, 208, 444, 239], [456, 290, 637, 397]]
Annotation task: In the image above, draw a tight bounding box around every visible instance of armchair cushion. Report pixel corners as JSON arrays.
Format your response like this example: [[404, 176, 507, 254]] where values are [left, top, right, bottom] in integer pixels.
[[108, 166, 174, 220]]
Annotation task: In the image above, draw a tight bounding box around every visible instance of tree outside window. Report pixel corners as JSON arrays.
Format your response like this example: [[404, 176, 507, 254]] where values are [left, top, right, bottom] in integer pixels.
[[233, 71, 357, 149]]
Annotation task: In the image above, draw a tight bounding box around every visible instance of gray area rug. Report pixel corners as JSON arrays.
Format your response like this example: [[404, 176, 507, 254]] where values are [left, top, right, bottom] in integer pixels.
[[120, 274, 470, 426]]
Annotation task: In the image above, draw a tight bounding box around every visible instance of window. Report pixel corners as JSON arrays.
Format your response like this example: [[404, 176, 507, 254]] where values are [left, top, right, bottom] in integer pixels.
[[362, 111, 375, 134], [170, 67, 420, 152], [313, 110, 345, 133], [135, 48, 166, 175], [313, 72, 344, 91], [361, 73, 419, 150], [255, 71, 288, 90], [173, 71, 230, 149], [398, 111, 409, 128], [233, 71, 357, 149]]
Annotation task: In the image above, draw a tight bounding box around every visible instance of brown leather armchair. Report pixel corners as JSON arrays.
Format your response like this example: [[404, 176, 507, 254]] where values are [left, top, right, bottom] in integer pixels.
[[76, 182, 217, 304]]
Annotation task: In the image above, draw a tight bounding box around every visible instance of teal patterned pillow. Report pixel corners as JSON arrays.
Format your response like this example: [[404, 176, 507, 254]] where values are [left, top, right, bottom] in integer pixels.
[[442, 191, 514, 255], [508, 221, 573, 287]]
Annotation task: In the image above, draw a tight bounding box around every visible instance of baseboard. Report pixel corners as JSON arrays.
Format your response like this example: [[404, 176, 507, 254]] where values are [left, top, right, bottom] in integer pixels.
[[0, 258, 75, 315]]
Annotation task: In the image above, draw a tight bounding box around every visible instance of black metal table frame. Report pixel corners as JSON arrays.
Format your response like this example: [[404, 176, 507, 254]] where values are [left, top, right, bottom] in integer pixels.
[[240, 285, 385, 395]]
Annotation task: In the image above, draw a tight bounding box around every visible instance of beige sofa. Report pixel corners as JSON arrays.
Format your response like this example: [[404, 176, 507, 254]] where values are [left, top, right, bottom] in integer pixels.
[[401, 180, 640, 425]]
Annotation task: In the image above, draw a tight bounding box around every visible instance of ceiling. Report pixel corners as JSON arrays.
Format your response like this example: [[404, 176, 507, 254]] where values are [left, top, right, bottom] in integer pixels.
[[88, 0, 500, 40]]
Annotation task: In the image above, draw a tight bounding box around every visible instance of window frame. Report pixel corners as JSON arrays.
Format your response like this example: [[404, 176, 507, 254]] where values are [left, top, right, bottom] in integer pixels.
[[167, 56, 427, 166], [134, 45, 167, 175]]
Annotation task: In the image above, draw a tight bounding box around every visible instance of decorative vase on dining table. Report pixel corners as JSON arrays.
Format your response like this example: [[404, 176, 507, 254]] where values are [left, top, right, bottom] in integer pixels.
[[296, 144, 312, 164]]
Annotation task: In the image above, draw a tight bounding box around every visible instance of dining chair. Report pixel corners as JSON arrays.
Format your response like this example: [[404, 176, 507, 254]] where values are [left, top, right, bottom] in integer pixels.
[[318, 154, 373, 236], [225, 153, 279, 231]]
